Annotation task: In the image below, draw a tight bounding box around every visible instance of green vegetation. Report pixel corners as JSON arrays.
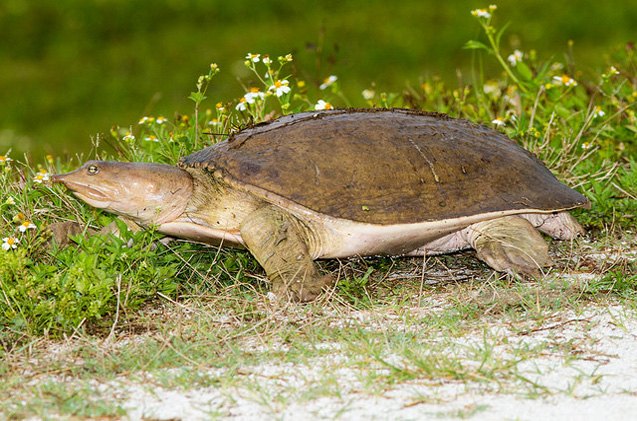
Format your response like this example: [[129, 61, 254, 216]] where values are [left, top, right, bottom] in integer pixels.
[[1, 0, 635, 346], [0, 4, 636, 418], [2, 0, 637, 157]]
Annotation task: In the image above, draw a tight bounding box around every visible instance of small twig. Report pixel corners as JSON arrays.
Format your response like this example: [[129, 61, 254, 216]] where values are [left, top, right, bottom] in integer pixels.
[[418, 252, 427, 307], [157, 291, 193, 312], [519, 318, 589, 336]]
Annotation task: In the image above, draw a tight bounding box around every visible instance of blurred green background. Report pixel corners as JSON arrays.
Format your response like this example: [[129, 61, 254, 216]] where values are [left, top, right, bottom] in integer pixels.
[[1, 0, 635, 159]]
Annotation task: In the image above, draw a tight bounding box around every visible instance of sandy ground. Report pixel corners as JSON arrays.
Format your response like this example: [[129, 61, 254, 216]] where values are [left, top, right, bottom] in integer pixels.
[[8, 239, 636, 420], [79, 303, 637, 421]]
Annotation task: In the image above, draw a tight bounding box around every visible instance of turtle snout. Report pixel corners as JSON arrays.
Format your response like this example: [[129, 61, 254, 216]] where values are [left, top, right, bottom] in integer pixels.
[[51, 173, 70, 185]]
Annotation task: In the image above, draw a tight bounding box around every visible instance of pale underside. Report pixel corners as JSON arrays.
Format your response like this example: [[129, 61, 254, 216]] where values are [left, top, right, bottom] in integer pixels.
[[157, 201, 578, 260]]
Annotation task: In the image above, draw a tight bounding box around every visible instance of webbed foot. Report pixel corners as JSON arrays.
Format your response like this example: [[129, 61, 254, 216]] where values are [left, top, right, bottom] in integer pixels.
[[467, 216, 552, 275]]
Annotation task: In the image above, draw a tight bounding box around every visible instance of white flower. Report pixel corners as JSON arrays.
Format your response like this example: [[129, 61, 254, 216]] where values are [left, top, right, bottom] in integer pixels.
[[471, 8, 491, 18], [138, 116, 153, 125], [245, 53, 261, 63], [5, 197, 15, 205], [320, 75, 338, 90], [314, 100, 333, 110], [18, 221, 36, 232], [262, 55, 272, 65], [362, 89, 375, 100], [581, 142, 592, 150], [33, 170, 50, 184], [269, 79, 291, 97], [244, 88, 265, 104], [2, 237, 18, 251], [0, 154, 13, 165], [156, 116, 167, 124], [507, 50, 523, 66], [235, 98, 248, 111], [144, 135, 159, 142], [609, 66, 619, 76], [491, 117, 506, 127], [552, 75, 578, 87], [123, 132, 136, 141], [593, 106, 605, 118]]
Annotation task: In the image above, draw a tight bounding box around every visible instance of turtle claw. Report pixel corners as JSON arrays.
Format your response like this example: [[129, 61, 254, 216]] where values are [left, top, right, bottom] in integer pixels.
[[272, 274, 335, 303]]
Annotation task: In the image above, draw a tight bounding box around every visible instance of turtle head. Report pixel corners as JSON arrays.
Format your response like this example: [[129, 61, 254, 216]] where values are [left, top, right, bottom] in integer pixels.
[[52, 160, 193, 225]]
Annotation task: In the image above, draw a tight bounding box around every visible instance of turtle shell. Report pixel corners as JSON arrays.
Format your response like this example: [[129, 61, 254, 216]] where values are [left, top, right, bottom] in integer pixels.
[[180, 109, 588, 225]]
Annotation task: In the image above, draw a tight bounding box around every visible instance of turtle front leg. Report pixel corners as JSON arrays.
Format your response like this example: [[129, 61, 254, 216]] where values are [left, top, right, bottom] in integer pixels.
[[240, 206, 333, 302], [466, 215, 553, 275]]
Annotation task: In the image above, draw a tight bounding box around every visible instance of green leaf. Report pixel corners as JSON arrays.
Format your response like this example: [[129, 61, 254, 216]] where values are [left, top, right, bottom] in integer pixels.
[[463, 40, 490, 51], [516, 62, 534, 81], [188, 92, 207, 103], [495, 21, 512, 47]]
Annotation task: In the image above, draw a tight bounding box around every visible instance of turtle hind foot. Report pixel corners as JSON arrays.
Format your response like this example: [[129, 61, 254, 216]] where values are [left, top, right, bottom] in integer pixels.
[[468, 216, 553, 276]]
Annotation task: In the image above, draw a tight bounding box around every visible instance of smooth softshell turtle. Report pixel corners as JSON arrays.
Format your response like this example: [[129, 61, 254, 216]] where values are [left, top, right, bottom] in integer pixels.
[[53, 109, 589, 301]]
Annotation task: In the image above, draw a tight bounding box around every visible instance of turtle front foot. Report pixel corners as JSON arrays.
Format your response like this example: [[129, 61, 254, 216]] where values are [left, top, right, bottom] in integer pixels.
[[271, 274, 335, 303], [467, 216, 553, 276], [47, 221, 95, 247]]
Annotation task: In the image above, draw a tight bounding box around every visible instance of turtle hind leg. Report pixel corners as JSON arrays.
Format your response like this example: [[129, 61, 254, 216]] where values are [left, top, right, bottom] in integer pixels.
[[466, 216, 553, 275], [240, 205, 333, 302]]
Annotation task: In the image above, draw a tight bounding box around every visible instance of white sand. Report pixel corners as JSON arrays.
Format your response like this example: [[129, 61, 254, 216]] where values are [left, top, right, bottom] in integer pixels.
[[96, 305, 637, 421]]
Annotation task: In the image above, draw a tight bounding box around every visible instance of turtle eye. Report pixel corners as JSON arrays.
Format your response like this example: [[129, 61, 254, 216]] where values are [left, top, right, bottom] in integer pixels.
[[87, 165, 99, 175]]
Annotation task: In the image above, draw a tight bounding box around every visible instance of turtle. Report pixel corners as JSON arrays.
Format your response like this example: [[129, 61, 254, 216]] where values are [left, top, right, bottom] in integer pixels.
[[52, 109, 589, 301]]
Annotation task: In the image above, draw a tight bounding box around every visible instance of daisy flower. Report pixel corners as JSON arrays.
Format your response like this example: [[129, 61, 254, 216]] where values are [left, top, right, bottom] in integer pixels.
[[245, 53, 261, 63], [33, 169, 50, 184], [471, 8, 491, 19], [269, 79, 291, 97], [244, 88, 265, 103], [320, 75, 338, 90], [593, 106, 605, 118], [18, 221, 36, 232], [235, 98, 248, 111], [314, 100, 333, 110], [2, 236, 19, 251], [0, 154, 12, 165], [552, 75, 578, 87]]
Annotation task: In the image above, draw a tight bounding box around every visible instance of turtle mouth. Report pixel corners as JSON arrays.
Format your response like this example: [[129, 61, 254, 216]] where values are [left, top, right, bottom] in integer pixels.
[[52, 175, 113, 208]]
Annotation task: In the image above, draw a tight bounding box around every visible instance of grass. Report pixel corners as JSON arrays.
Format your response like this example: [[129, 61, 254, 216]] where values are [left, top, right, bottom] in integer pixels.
[[1, 5, 637, 418]]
